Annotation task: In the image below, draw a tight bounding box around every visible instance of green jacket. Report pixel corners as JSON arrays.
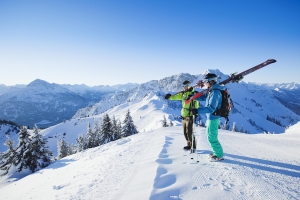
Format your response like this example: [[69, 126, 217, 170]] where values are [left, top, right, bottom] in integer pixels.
[[169, 88, 199, 117]]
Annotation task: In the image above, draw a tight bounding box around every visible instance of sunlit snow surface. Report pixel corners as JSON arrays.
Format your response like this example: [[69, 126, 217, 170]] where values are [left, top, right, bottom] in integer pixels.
[[1, 124, 299, 200]]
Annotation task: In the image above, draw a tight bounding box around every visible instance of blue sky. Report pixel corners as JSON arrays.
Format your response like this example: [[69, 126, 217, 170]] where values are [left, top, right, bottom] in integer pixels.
[[0, 0, 299, 86]]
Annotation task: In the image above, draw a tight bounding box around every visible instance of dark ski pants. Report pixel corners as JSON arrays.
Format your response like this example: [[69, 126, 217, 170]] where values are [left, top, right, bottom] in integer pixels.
[[182, 116, 196, 148]]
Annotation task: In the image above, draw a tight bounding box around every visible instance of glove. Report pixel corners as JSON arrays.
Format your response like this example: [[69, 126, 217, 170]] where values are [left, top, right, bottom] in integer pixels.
[[192, 109, 198, 115], [164, 93, 171, 99], [196, 80, 204, 88]]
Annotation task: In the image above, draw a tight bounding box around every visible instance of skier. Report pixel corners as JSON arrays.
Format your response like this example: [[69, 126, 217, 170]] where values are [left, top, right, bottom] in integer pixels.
[[165, 80, 199, 151], [195, 73, 225, 161]]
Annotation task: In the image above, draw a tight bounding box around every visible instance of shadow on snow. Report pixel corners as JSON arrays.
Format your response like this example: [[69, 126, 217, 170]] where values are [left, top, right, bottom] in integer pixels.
[[224, 153, 300, 178]]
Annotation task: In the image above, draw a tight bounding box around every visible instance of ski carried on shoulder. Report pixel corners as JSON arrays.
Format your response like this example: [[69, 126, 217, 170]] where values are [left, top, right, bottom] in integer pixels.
[[186, 59, 276, 103]]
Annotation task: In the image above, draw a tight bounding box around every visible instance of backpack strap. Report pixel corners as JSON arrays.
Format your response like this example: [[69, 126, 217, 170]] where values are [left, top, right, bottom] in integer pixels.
[[212, 89, 222, 112]]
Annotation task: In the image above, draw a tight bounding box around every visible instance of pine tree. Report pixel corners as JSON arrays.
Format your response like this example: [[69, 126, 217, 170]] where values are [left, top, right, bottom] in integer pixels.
[[100, 114, 113, 144], [29, 124, 53, 172], [240, 125, 244, 133], [15, 126, 34, 173], [0, 135, 16, 176], [67, 143, 76, 156], [169, 120, 174, 127], [111, 116, 122, 141], [122, 110, 138, 137], [86, 122, 97, 148], [232, 122, 237, 132], [76, 134, 87, 152], [57, 138, 69, 159], [162, 115, 168, 127], [221, 123, 230, 130], [93, 120, 101, 146], [117, 120, 122, 138]]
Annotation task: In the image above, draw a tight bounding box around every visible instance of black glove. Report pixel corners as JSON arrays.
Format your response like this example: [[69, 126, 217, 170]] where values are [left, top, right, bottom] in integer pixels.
[[164, 93, 171, 99], [196, 80, 204, 88], [192, 109, 198, 115]]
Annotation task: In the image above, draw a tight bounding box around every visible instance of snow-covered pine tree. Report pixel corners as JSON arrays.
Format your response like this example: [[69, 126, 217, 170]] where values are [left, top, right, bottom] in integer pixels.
[[76, 134, 87, 152], [232, 122, 237, 132], [15, 126, 34, 173], [239, 125, 244, 133], [221, 123, 230, 130], [162, 115, 168, 127], [100, 114, 113, 144], [97, 118, 104, 146], [67, 143, 76, 156], [0, 135, 16, 176], [29, 124, 53, 172], [93, 120, 100, 146], [117, 120, 122, 138], [111, 116, 122, 141], [169, 120, 174, 127], [86, 122, 97, 148], [122, 110, 138, 137], [57, 138, 69, 159]]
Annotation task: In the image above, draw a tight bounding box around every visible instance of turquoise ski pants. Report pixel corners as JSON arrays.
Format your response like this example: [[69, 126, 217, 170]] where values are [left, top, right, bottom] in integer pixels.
[[206, 118, 223, 158]]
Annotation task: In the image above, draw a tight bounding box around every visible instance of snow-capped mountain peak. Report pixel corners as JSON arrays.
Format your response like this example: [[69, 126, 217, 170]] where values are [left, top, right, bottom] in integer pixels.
[[27, 79, 71, 94]]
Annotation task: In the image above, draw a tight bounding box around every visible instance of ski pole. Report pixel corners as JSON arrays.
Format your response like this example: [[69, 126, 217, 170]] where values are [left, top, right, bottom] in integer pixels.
[[193, 114, 199, 163]]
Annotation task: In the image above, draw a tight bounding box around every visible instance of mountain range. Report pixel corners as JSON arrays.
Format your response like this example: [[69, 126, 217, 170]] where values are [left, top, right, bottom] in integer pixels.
[[0, 70, 300, 140], [72, 71, 300, 134], [0, 80, 138, 128]]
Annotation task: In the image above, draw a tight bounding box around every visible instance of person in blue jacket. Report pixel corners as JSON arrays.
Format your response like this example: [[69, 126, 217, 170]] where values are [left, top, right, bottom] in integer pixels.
[[195, 73, 225, 161]]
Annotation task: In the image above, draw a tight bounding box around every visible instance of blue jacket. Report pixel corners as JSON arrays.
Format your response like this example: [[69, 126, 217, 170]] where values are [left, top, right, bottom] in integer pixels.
[[196, 83, 226, 120]]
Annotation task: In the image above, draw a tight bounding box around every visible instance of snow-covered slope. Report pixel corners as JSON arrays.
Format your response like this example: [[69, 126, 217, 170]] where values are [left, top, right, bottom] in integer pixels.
[[72, 73, 200, 118], [0, 120, 20, 152], [285, 121, 300, 134], [1, 125, 299, 199], [38, 92, 177, 156]]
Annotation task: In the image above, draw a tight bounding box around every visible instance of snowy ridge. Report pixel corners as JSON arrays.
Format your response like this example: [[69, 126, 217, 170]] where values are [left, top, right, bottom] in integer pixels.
[[61, 82, 139, 94], [73, 73, 201, 118], [257, 82, 300, 90]]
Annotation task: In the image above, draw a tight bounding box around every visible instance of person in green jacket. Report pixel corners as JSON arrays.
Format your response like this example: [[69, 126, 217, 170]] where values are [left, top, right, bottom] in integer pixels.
[[165, 80, 199, 151]]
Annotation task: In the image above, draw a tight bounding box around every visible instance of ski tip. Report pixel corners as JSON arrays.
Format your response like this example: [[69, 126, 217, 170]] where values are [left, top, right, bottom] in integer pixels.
[[267, 59, 277, 63]]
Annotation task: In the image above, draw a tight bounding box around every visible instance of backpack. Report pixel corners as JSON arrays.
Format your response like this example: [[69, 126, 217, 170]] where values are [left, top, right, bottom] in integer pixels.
[[213, 89, 233, 123]]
